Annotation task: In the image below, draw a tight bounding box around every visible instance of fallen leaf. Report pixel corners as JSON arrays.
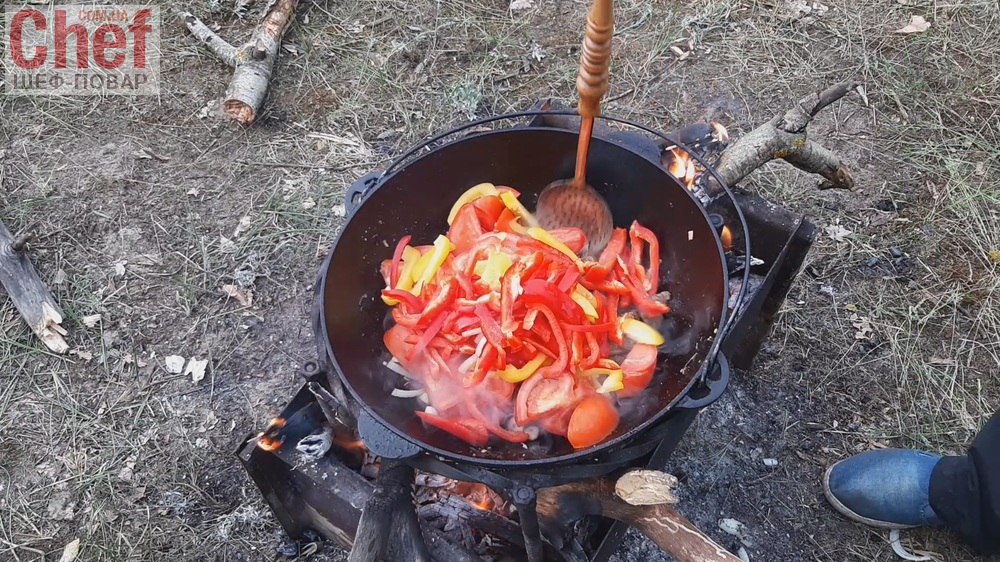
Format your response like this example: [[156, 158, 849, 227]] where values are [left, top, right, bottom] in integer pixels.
[[113, 261, 127, 277], [301, 197, 316, 210], [69, 348, 94, 362], [118, 456, 137, 481], [233, 216, 252, 238], [82, 314, 102, 328], [510, 0, 534, 10], [850, 313, 873, 340], [332, 204, 347, 217], [58, 538, 81, 562], [52, 268, 68, 285], [187, 187, 200, 196], [894, 15, 930, 34], [164, 355, 186, 374], [221, 284, 253, 307], [825, 224, 853, 242], [219, 236, 238, 254], [186, 358, 209, 383], [845, 303, 858, 312], [989, 249, 1000, 264]]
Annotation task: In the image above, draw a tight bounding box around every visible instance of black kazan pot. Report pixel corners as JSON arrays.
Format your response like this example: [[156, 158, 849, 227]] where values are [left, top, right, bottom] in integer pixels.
[[316, 119, 734, 468]]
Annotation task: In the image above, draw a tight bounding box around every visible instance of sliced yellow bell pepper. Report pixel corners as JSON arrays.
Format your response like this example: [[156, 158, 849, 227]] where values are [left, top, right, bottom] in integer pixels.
[[620, 317, 665, 346], [447, 183, 497, 224], [381, 246, 422, 305], [597, 370, 625, 393], [573, 284, 599, 309], [570, 291, 599, 320], [578, 367, 625, 393], [526, 226, 584, 267], [413, 235, 454, 293], [410, 249, 434, 289], [498, 353, 547, 383], [476, 251, 513, 290], [499, 191, 539, 228]]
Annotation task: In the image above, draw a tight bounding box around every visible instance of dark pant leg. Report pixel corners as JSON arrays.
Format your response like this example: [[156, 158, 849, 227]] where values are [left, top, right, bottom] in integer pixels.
[[929, 411, 1000, 555]]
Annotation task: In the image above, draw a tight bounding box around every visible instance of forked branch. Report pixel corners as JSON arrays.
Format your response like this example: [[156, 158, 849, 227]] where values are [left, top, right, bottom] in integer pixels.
[[176, 0, 299, 124], [707, 82, 858, 194]]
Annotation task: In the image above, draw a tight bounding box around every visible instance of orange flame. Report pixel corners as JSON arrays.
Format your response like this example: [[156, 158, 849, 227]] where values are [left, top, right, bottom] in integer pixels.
[[256, 417, 286, 451], [666, 147, 697, 191]]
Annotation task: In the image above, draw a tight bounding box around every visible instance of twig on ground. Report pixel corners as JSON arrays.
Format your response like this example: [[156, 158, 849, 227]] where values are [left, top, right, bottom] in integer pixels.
[[176, 0, 300, 124]]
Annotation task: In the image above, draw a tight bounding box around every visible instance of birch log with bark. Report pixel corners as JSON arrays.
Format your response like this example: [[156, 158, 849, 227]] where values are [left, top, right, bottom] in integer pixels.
[[0, 219, 68, 354], [536, 470, 741, 562], [177, 0, 299, 125]]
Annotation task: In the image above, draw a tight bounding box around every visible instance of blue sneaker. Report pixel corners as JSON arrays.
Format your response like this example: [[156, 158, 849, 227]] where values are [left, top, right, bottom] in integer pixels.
[[823, 449, 943, 529]]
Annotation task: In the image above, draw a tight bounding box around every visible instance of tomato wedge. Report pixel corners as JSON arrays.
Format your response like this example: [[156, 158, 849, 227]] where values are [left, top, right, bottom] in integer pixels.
[[472, 195, 507, 230], [416, 411, 490, 446], [567, 394, 619, 448], [514, 371, 576, 426], [619, 343, 658, 398], [448, 204, 484, 253], [548, 227, 587, 255]]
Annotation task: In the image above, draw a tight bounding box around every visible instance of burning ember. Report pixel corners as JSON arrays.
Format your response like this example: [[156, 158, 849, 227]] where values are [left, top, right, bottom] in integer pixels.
[[665, 147, 697, 190], [256, 417, 286, 451]]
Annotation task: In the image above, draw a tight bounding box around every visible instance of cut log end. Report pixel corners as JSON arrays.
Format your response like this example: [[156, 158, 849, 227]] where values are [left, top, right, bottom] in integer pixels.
[[224, 100, 256, 125], [615, 470, 680, 506]]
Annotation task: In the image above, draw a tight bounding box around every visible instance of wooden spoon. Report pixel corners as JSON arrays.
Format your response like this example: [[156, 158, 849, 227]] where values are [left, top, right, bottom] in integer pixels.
[[534, 0, 615, 258]]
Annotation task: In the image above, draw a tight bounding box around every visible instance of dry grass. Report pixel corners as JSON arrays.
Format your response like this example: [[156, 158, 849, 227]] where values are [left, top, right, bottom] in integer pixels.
[[1, 0, 998, 560]]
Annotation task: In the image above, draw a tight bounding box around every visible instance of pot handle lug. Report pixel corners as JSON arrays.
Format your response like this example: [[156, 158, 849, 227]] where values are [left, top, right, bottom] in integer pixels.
[[675, 353, 730, 410], [344, 171, 382, 216], [357, 410, 422, 461]]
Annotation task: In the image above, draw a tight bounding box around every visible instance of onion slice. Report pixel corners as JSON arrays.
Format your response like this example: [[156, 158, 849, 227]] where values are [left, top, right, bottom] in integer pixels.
[[391, 387, 425, 398], [385, 358, 416, 379]]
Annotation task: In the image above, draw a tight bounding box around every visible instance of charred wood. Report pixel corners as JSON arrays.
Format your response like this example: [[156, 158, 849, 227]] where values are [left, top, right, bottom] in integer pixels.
[[348, 460, 433, 562]]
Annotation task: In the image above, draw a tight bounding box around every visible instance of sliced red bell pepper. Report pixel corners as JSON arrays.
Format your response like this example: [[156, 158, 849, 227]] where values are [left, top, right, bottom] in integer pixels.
[[563, 322, 615, 333], [557, 269, 580, 293], [630, 221, 660, 294], [494, 208, 518, 233], [583, 228, 627, 283], [528, 303, 569, 378], [416, 411, 489, 446], [580, 277, 630, 296], [618, 343, 658, 398], [475, 304, 506, 367], [418, 277, 457, 325], [465, 396, 529, 443], [381, 288, 425, 313], [465, 344, 497, 387], [407, 309, 448, 363], [521, 279, 584, 324], [570, 331, 585, 366], [392, 308, 421, 329], [583, 331, 601, 369], [618, 266, 670, 318], [389, 235, 412, 288]]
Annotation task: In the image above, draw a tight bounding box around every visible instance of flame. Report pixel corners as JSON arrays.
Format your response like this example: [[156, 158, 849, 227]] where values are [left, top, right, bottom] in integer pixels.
[[472, 496, 494, 511], [256, 417, 286, 451], [334, 435, 368, 454], [666, 147, 697, 191]]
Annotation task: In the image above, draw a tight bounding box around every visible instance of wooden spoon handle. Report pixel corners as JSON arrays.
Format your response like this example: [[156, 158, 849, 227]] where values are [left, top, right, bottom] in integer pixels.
[[576, 0, 614, 119]]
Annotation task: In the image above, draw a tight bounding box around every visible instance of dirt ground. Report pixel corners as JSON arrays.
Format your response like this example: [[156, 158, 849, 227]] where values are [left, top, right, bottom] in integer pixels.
[[1, 0, 998, 561]]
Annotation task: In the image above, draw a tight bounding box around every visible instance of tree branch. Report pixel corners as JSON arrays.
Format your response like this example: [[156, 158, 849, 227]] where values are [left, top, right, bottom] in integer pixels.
[[176, 0, 300, 124], [176, 9, 239, 67], [703, 81, 858, 195]]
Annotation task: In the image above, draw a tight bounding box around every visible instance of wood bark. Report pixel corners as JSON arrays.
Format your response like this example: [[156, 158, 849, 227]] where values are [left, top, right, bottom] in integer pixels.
[[177, 0, 299, 125], [0, 219, 68, 354], [536, 470, 741, 562], [348, 460, 433, 562]]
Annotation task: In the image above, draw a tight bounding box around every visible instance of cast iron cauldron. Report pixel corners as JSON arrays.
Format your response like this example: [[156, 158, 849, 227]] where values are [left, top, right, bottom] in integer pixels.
[[316, 117, 735, 468]]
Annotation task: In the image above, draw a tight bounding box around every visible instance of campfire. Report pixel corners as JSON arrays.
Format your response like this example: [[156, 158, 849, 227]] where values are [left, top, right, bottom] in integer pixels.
[[237, 82, 853, 561]]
